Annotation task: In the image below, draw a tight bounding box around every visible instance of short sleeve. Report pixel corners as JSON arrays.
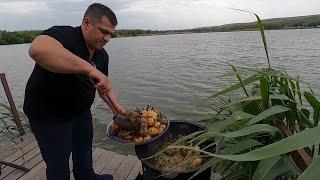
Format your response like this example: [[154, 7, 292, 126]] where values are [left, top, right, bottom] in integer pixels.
[[41, 26, 74, 51]]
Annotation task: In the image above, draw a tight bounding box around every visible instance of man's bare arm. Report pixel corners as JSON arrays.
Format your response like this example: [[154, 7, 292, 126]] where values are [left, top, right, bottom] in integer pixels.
[[29, 35, 112, 92], [98, 90, 117, 115], [29, 35, 93, 75], [98, 86, 125, 115]]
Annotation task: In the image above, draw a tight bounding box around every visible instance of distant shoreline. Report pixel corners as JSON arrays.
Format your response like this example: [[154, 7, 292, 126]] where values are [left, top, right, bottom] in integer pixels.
[[1, 27, 319, 46], [1, 13, 320, 45], [136, 26, 320, 36]]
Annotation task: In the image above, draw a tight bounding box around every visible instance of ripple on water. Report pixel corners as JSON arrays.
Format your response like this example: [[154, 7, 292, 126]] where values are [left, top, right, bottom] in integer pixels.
[[1, 29, 320, 154]]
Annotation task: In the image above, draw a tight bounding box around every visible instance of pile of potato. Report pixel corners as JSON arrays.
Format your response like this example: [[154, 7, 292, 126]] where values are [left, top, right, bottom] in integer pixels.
[[110, 105, 168, 143]]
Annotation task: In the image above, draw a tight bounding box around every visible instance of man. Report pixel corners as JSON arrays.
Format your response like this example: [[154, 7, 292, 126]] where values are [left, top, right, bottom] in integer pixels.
[[23, 3, 124, 180]]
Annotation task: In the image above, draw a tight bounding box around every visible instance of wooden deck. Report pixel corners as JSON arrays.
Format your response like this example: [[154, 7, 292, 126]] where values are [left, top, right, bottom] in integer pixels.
[[0, 133, 142, 180]]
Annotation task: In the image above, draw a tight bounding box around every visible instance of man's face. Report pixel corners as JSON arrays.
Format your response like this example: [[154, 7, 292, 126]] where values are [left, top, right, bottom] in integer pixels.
[[83, 16, 116, 50]]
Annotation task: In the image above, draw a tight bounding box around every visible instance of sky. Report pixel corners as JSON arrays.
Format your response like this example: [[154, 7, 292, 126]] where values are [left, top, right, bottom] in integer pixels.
[[0, 0, 319, 31]]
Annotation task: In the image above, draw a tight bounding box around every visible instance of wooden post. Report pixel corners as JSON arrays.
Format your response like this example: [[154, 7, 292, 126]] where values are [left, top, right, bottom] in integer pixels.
[[275, 120, 311, 171], [0, 73, 25, 135]]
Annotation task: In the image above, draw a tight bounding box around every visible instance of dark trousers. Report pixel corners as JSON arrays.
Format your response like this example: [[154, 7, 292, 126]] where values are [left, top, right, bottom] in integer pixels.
[[28, 109, 95, 180]]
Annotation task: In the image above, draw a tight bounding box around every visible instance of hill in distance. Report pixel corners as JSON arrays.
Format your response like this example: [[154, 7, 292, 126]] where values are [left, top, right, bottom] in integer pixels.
[[1, 14, 320, 45]]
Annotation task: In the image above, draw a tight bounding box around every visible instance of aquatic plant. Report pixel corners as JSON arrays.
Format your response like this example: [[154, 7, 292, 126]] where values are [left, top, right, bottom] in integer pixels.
[[170, 11, 320, 180]]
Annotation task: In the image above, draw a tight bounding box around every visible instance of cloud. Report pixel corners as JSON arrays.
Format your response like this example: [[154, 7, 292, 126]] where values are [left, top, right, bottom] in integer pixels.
[[116, 0, 249, 30], [0, 0, 319, 31], [0, 1, 48, 14]]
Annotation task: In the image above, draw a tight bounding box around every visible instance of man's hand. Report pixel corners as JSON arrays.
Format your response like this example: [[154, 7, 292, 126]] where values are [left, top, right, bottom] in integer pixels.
[[87, 67, 111, 93], [114, 104, 126, 115]]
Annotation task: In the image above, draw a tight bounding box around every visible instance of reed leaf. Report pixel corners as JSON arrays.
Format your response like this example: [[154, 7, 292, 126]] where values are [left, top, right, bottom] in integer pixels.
[[247, 105, 290, 125], [252, 155, 281, 180], [231, 64, 250, 97], [222, 139, 263, 154], [253, 13, 271, 68], [205, 124, 279, 138], [304, 92, 320, 126], [297, 157, 320, 180], [296, 77, 303, 105], [206, 74, 260, 99], [263, 156, 299, 180], [170, 125, 320, 161], [260, 76, 270, 108], [230, 9, 270, 68], [221, 95, 293, 109]]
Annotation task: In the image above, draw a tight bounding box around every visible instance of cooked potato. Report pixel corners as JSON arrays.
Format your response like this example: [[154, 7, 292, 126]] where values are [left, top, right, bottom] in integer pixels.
[[148, 127, 159, 136], [192, 158, 203, 167], [111, 123, 119, 129], [143, 135, 152, 141], [118, 130, 131, 138], [154, 121, 161, 128], [141, 117, 147, 123], [111, 123, 120, 133], [147, 118, 155, 126], [114, 105, 167, 143], [141, 110, 147, 117], [123, 134, 133, 140], [147, 111, 158, 119], [139, 124, 149, 135], [134, 136, 144, 143]]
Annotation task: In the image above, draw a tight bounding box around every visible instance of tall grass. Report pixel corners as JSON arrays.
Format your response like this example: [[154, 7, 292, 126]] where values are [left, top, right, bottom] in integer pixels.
[[170, 12, 320, 180]]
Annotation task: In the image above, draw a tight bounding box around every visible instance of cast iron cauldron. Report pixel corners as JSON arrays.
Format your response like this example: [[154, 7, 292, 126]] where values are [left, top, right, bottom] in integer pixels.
[[135, 119, 211, 180]]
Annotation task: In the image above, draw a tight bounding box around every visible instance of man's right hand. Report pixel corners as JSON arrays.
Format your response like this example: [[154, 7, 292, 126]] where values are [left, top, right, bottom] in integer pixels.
[[87, 67, 111, 94]]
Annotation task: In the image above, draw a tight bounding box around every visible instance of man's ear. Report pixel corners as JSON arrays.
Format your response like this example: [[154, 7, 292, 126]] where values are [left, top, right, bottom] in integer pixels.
[[82, 17, 90, 29]]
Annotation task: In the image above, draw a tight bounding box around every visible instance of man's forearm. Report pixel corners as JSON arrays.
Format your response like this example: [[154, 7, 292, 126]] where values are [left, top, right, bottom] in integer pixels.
[[29, 35, 93, 75], [100, 88, 122, 114], [100, 92, 117, 115]]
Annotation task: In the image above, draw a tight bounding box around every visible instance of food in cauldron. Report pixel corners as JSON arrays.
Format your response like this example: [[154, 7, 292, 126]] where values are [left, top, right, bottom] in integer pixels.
[[135, 120, 211, 179], [109, 105, 168, 144], [154, 139, 203, 172]]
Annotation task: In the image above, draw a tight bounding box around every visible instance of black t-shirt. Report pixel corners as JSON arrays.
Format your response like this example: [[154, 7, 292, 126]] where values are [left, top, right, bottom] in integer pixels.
[[23, 26, 109, 119]]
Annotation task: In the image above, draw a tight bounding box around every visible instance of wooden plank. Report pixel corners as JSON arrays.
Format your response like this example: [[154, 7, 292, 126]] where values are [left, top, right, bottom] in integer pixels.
[[18, 161, 46, 180], [1, 141, 142, 180], [93, 150, 113, 174], [113, 155, 139, 180], [0, 146, 41, 179], [100, 153, 126, 177], [1, 140, 38, 165], [70, 148, 104, 180], [126, 160, 142, 180], [32, 170, 46, 180], [92, 148, 106, 164], [1, 133, 33, 151], [4, 153, 43, 180], [0, 133, 35, 160]]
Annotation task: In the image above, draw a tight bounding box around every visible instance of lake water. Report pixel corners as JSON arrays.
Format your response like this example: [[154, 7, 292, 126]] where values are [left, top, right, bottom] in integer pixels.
[[0, 29, 320, 155]]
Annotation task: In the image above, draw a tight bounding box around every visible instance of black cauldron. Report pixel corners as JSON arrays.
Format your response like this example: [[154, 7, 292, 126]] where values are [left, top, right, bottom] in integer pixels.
[[135, 119, 211, 180]]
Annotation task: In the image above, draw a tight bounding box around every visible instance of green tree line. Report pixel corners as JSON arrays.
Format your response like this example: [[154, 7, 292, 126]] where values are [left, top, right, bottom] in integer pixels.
[[0, 30, 42, 45], [1, 14, 320, 45]]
